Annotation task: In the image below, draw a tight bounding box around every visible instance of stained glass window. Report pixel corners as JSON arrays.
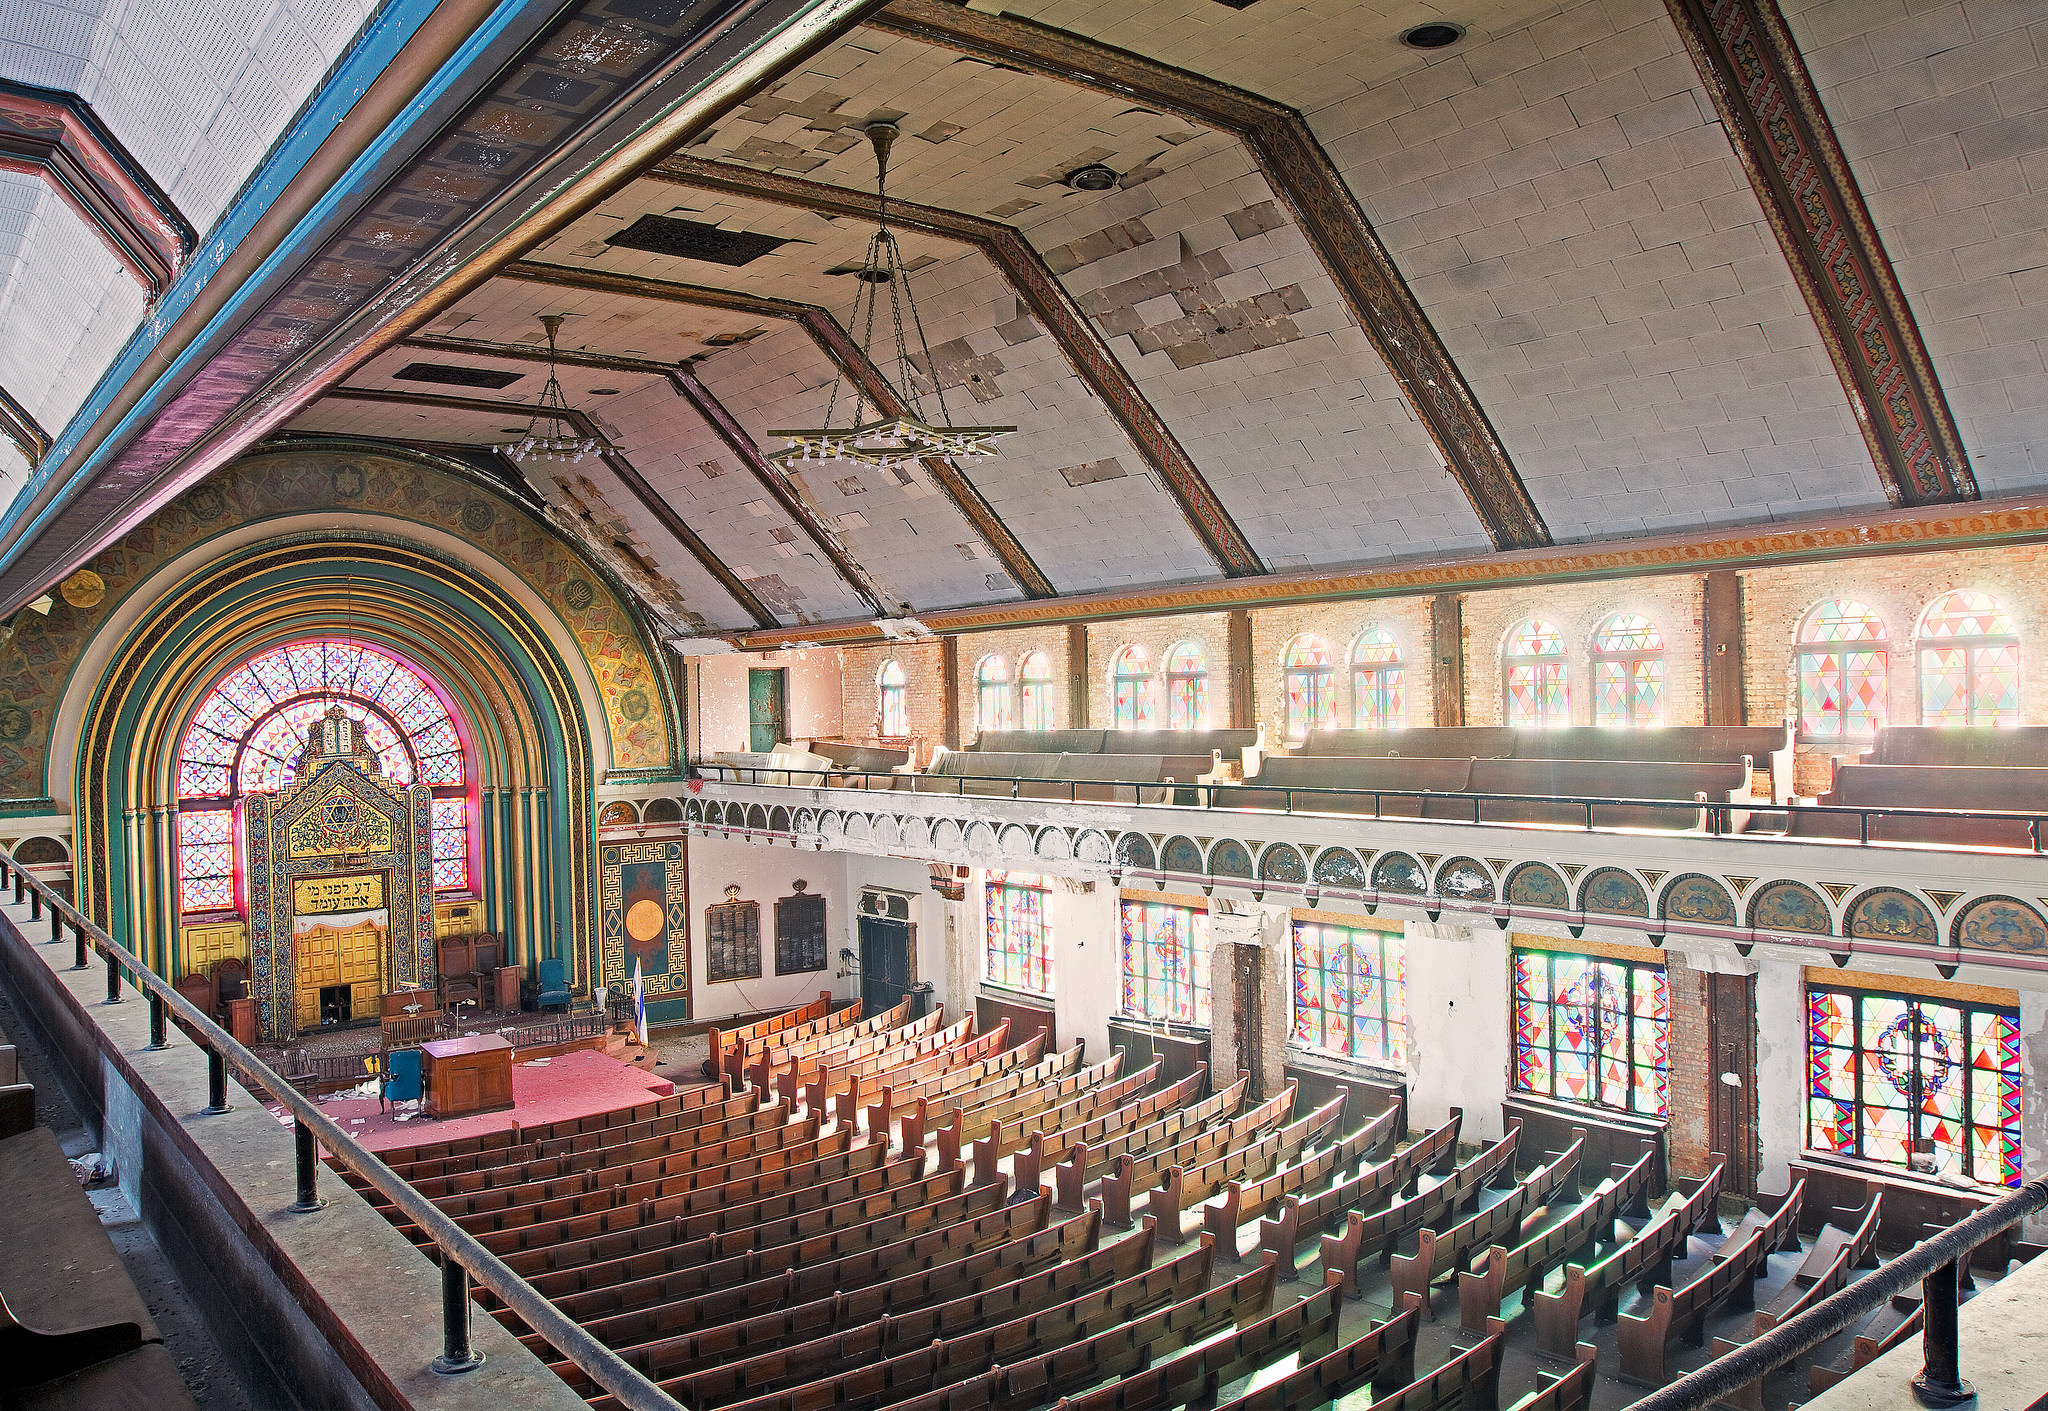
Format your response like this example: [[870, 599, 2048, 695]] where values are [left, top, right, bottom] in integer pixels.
[[1512, 949, 1669, 1118], [1592, 614, 1665, 728], [1291, 921, 1405, 1065], [1797, 600, 1887, 739], [174, 639, 474, 914], [985, 870, 1053, 995], [1019, 651, 1056, 731], [975, 655, 1013, 734], [1807, 983, 2022, 1187], [1918, 591, 2019, 728], [878, 660, 908, 739], [1351, 629, 1403, 730], [1112, 646, 1155, 730], [1165, 642, 1207, 730], [1504, 620, 1568, 728], [1284, 636, 1336, 740], [1120, 900, 1210, 1024]]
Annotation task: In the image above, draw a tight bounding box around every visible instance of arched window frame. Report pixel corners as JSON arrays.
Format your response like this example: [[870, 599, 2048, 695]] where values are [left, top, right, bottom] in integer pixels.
[[877, 659, 908, 740], [174, 639, 474, 916], [1164, 641, 1208, 730], [1591, 613, 1665, 728], [1796, 599, 1888, 740], [1917, 590, 2019, 728], [1018, 651, 1056, 731], [974, 654, 1013, 734], [1350, 628, 1403, 730], [1503, 620, 1569, 729], [1283, 635, 1335, 740], [1111, 645, 1156, 730]]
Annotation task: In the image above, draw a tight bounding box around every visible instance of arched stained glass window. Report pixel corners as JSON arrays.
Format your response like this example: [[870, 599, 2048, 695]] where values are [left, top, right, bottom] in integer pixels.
[[1504, 620, 1568, 728], [975, 655, 1013, 734], [175, 640, 472, 914], [877, 660, 908, 739], [1351, 629, 1403, 730], [1918, 591, 2019, 727], [1112, 645, 1155, 730], [1283, 636, 1335, 739], [1018, 651, 1056, 731], [1165, 641, 1207, 730], [1592, 614, 1665, 728], [1797, 600, 1887, 739]]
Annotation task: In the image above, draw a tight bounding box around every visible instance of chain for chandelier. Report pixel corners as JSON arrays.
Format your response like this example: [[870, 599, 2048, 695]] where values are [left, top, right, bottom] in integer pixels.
[[492, 314, 614, 463], [768, 121, 1013, 472]]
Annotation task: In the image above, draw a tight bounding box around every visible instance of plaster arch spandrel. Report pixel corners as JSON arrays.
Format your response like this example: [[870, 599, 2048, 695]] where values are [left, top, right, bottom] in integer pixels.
[[19, 443, 676, 803]]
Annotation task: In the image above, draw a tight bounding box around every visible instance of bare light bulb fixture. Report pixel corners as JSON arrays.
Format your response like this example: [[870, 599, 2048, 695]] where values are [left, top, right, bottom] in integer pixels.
[[492, 314, 615, 463]]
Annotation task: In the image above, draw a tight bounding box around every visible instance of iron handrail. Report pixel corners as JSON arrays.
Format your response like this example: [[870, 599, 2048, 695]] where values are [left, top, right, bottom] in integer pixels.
[[1626, 1174, 2048, 1411], [688, 765, 2048, 853], [0, 848, 687, 1411]]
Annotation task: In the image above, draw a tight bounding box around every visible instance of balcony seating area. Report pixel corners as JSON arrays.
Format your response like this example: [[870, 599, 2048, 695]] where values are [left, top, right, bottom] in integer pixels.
[[1298, 724, 1793, 801], [904, 747, 1225, 802]]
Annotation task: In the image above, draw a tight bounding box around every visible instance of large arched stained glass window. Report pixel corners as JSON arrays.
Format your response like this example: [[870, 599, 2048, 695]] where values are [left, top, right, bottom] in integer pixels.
[[1283, 635, 1335, 739], [1351, 629, 1403, 730], [1504, 620, 1568, 728], [1112, 645, 1155, 730], [877, 660, 908, 739], [1018, 651, 1056, 731], [1798, 600, 1887, 739], [175, 640, 472, 915], [1592, 614, 1665, 728], [975, 655, 1013, 734], [1918, 591, 2019, 727], [1165, 641, 1207, 730]]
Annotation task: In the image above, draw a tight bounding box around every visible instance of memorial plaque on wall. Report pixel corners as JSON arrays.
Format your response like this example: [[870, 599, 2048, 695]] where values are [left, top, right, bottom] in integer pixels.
[[706, 884, 761, 983], [775, 880, 827, 975]]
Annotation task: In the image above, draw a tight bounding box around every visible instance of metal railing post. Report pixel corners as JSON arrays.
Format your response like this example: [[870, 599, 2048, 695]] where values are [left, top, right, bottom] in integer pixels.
[[105, 950, 122, 1003], [204, 1047, 232, 1114], [49, 907, 60, 947], [433, 1256, 485, 1374], [291, 1116, 325, 1213], [1912, 1258, 1972, 1407], [29, 886, 39, 921], [72, 923, 87, 970], [148, 991, 167, 1049], [1861, 810, 1871, 845]]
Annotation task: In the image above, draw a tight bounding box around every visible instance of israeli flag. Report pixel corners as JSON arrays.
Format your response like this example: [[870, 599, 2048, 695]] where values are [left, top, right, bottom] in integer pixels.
[[632, 957, 649, 1047]]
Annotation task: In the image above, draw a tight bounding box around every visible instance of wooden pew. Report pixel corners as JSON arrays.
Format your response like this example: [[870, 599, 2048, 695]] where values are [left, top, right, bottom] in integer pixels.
[[1616, 1178, 1804, 1384], [689, 1235, 1220, 1411], [1105, 1081, 1310, 1228], [1364, 1319, 1505, 1411], [724, 995, 875, 1088], [713, 992, 836, 1084], [1318, 1123, 1523, 1295], [1258, 1113, 1463, 1277], [1456, 1143, 1657, 1333], [1050, 1066, 1232, 1208], [1207, 1105, 1402, 1251], [743, 997, 917, 1091], [865, 1028, 1057, 1145], [1144, 1095, 1349, 1242], [534, 1193, 1083, 1366], [1505, 1348, 1598, 1411], [1207, 1294, 1422, 1411], [940, 1050, 1135, 1166], [976, 1062, 1193, 1191], [1530, 1162, 1723, 1358], [751, 1003, 946, 1095], [1807, 1291, 1922, 1394], [1708, 1191, 1883, 1410], [1387, 1131, 1582, 1315], [808, 1013, 998, 1119], [355, 1085, 738, 1177]]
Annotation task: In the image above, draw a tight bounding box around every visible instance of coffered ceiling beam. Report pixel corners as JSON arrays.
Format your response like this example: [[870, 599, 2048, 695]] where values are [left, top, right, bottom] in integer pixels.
[[650, 156, 1266, 579], [0, 385, 50, 467], [1664, 0, 1976, 505], [325, 384, 779, 627], [499, 259, 1058, 599], [401, 332, 890, 614], [869, 0, 1551, 552], [0, 79, 194, 298]]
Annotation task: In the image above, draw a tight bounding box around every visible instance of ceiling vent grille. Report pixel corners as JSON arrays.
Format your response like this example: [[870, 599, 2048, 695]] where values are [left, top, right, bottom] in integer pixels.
[[607, 215, 788, 265], [393, 362, 522, 389]]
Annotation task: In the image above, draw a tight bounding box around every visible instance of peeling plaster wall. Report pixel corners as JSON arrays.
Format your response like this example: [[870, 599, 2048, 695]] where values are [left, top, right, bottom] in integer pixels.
[[1400, 917, 1511, 1144], [688, 649, 843, 757], [685, 837, 852, 1022]]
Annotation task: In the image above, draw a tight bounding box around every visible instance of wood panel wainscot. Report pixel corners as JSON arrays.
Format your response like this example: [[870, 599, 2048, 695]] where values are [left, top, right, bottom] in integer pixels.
[[1285, 1061, 1406, 1137], [1502, 1094, 1667, 1198], [977, 991, 1056, 1056], [1107, 1019, 1210, 1100]]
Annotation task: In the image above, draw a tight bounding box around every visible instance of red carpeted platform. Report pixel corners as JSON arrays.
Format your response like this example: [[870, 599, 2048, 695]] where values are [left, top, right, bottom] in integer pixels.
[[270, 1047, 689, 1153]]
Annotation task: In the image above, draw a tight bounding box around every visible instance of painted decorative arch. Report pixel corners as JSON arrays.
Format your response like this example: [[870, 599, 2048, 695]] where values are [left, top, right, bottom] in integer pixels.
[[1579, 868, 1648, 918], [1437, 857, 1494, 902], [1659, 874, 1735, 926], [1844, 887, 1938, 944], [768, 806, 791, 833], [845, 814, 873, 844], [1951, 895, 2048, 954], [11, 836, 69, 864], [1312, 847, 1367, 889], [1505, 862, 1568, 910], [747, 804, 769, 831], [1161, 836, 1204, 875], [1208, 839, 1254, 881], [965, 821, 997, 857], [598, 800, 639, 826], [932, 818, 963, 853], [1259, 843, 1307, 884], [999, 823, 1032, 856], [644, 797, 683, 824], [1075, 830, 1112, 865], [1749, 879, 1831, 934], [1034, 827, 1071, 861], [1373, 851, 1426, 895], [873, 815, 902, 848], [1114, 832, 1155, 870]]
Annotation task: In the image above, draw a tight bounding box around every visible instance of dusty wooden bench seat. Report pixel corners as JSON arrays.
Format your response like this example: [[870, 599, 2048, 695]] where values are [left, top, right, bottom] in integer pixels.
[[1097, 1081, 1301, 1227], [934, 1049, 1129, 1165], [1798, 763, 2048, 848], [1257, 1112, 1462, 1276], [1207, 1295, 1422, 1411], [1049, 1068, 1239, 1208], [1318, 1122, 1523, 1294], [1363, 1318, 1506, 1411], [1462, 758, 1748, 829], [1387, 1131, 1582, 1314], [1139, 1093, 1348, 1240], [871, 1029, 1059, 1146], [717, 993, 850, 1085], [1297, 727, 1516, 759], [743, 998, 923, 1090], [972, 1060, 1188, 1187], [801, 1013, 993, 1117], [1859, 724, 2048, 768], [1207, 1104, 1401, 1251], [1456, 1142, 1657, 1333], [766, 1009, 971, 1108], [1530, 1161, 1724, 1357], [1228, 756, 1473, 815]]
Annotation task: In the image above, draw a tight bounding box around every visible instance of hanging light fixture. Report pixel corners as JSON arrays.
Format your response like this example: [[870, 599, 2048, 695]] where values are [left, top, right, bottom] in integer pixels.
[[492, 314, 615, 463], [768, 121, 1013, 472]]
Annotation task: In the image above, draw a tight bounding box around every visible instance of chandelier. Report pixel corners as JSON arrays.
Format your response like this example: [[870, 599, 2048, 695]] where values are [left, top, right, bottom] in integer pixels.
[[492, 314, 615, 463], [769, 121, 1012, 471]]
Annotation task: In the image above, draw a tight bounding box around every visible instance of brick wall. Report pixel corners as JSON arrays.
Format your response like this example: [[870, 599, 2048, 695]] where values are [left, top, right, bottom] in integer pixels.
[[839, 639, 947, 755], [1662, 950, 1713, 1182], [1460, 573, 1705, 728], [950, 626, 1070, 742], [1084, 613, 1233, 731], [1250, 598, 1436, 738]]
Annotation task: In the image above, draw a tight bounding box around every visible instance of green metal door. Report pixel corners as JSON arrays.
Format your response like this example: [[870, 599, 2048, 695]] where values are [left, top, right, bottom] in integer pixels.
[[748, 668, 787, 752]]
